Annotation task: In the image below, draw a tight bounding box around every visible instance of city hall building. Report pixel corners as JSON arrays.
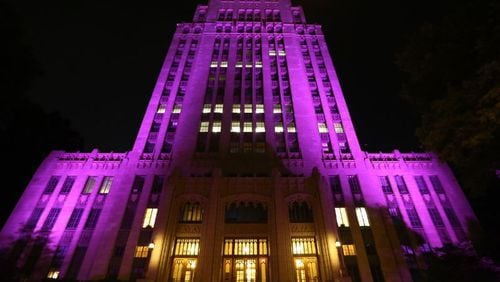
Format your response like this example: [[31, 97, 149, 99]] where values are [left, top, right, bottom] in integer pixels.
[[0, 0, 477, 281]]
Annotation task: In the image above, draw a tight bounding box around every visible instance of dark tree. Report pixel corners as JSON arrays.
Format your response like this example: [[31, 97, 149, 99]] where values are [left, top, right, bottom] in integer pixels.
[[396, 0, 500, 258]]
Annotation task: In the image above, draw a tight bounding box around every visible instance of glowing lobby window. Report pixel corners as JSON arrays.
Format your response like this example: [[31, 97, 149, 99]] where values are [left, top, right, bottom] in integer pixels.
[[287, 123, 296, 133], [292, 238, 319, 282], [244, 104, 253, 113], [212, 121, 222, 133], [172, 104, 182, 114], [82, 176, 97, 194], [174, 238, 200, 256], [355, 207, 370, 227], [223, 239, 268, 282], [157, 104, 166, 113], [47, 270, 60, 279], [98, 176, 113, 194], [199, 122, 209, 132], [243, 122, 253, 132], [142, 208, 158, 228], [214, 104, 224, 113], [256, 104, 264, 113], [232, 104, 241, 113], [342, 244, 356, 256], [202, 104, 211, 113], [334, 123, 344, 133], [335, 207, 349, 227], [273, 104, 282, 113], [256, 122, 265, 133], [231, 121, 241, 132], [275, 123, 284, 133], [180, 202, 203, 223], [318, 123, 328, 133], [171, 238, 200, 281], [134, 246, 149, 258]]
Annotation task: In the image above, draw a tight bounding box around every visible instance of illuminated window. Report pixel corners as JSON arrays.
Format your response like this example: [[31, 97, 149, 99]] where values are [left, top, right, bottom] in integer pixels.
[[173, 104, 182, 114], [236, 61, 243, 68], [231, 121, 241, 132], [174, 238, 200, 256], [269, 50, 276, 56], [243, 122, 253, 132], [275, 122, 284, 132], [255, 122, 265, 133], [203, 104, 211, 113], [82, 176, 97, 194], [246, 63, 253, 68], [157, 104, 166, 113], [47, 270, 60, 279], [224, 239, 268, 255], [278, 50, 286, 56], [273, 104, 282, 113], [200, 122, 209, 132], [134, 246, 149, 258], [342, 244, 356, 256], [355, 207, 370, 227], [180, 203, 203, 222], [255, 104, 264, 114], [212, 121, 222, 133], [220, 61, 228, 68], [291, 238, 317, 255], [318, 123, 328, 133], [223, 239, 268, 282], [244, 104, 253, 113], [214, 104, 224, 113], [210, 61, 218, 68], [255, 61, 263, 68], [335, 207, 349, 227], [98, 176, 113, 194], [287, 123, 296, 133], [232, 104, 241, 113], [334, 123, 344, 133], [142, 208, 158, 228]]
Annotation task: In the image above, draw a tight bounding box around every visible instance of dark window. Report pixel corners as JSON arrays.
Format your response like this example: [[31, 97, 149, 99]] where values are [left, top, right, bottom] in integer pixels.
[[44, 176, 61, 194], [132, 176, 146, 194], [225, 202, 268, 223], [443, 207, 461, 227], [60, 176, 76, 194], [406, 208, 422, 228], [329, 175, 342, 194], [66, 208, 84, 229], [288, 202, 314, 223], [429, 175, 445, 194], [42, 208, 61, 231], [25, 208, 44, 230], [152, 175, 164, 194], [348, 175, 361, 194], [395, 175, 409, 194], [414, 176, 429, 194], [379, 176, 393, 194], [84, 209, 101, 229], [428, 208, 444, 227]]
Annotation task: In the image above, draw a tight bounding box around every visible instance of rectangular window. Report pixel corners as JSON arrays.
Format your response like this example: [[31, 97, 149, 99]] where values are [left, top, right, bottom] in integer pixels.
[[172, 104, 182, 113], [47, 270, 60, 279], [273, 104, 282, 113], [212, 121, 222, 133], [60, 176, 76, 195], [278, 50, 286, 56], [395, 175, 409, 194], [231, 121, 241, 132], [152, 175, 164, 194], [269, 50, 276, 56], [342, 244, 356, 256], [243, 122, 253, 133], [406, 208, 422, 228], [199, 121, 209, 132], [348, 175, 361, 194], [291, 238, 317, 255], [134, 246, 149, 258], [415, 176, 429, 194], [255, 104, 264, 114], [333, 123, 344, 133], [142, 208, 158, 228], [335, 207, 349, 227], [214, 104, 224, 113], [255, 122, 265, 133], [84, 209, 101, 229], [274, 122, 284, 133], [428, 207, 444, 227], [220, 61, 228, 68], [287, 123, 296, 133], [379, 176, 393, 194], [42, 208, 61, 231], [26, 208, 44, 229], [355, 207, 370, 227], [44, 176, 61, 194], [232, 104, 241, 113], [255, 61, 263, 68], [210, 61, 218, 68], [202, 104, 211, 113], [82, 176, 97, 194], [66, 208, 84, 229], [224, 239, 268, 255], [244, 104, 253, 113], [329, 175, 342, 194], [429, 175, 445, 194], [174, 238, 200, 256], [318, 123, 328, 133], [132, 176, 145, 194], [157, 104, 166, 114], [98, 176, 113, 194]]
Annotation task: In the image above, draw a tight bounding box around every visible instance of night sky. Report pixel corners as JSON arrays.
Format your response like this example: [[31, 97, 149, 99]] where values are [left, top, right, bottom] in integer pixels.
[[5, 0, 457, 154]]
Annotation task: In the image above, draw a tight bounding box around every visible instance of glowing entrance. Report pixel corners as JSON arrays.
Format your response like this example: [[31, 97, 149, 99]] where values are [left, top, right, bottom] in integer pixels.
[[171, 238, 200, 282], [223, 238, 268, 281]]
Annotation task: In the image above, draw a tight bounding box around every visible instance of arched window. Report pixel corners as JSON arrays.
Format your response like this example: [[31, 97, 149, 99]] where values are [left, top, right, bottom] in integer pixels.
[[225, 202, 267, 223], [288, 201, 313, 223], [179, 202, 203, 223]]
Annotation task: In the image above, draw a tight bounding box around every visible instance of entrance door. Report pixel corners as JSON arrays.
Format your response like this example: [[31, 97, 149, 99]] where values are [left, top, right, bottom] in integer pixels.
[[171, 258, 197, 282]]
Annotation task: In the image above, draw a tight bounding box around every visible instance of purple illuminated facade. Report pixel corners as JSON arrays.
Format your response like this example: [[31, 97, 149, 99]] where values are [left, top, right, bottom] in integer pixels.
[[1, 0, 477, 281]]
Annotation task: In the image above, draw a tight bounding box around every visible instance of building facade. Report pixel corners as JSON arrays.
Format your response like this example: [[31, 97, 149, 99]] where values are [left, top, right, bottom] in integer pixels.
[[0, 0, 477, 281]]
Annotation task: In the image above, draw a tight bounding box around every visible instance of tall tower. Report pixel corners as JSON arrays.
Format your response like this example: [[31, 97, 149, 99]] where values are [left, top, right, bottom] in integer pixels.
[[1, 0, 478, 281]]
